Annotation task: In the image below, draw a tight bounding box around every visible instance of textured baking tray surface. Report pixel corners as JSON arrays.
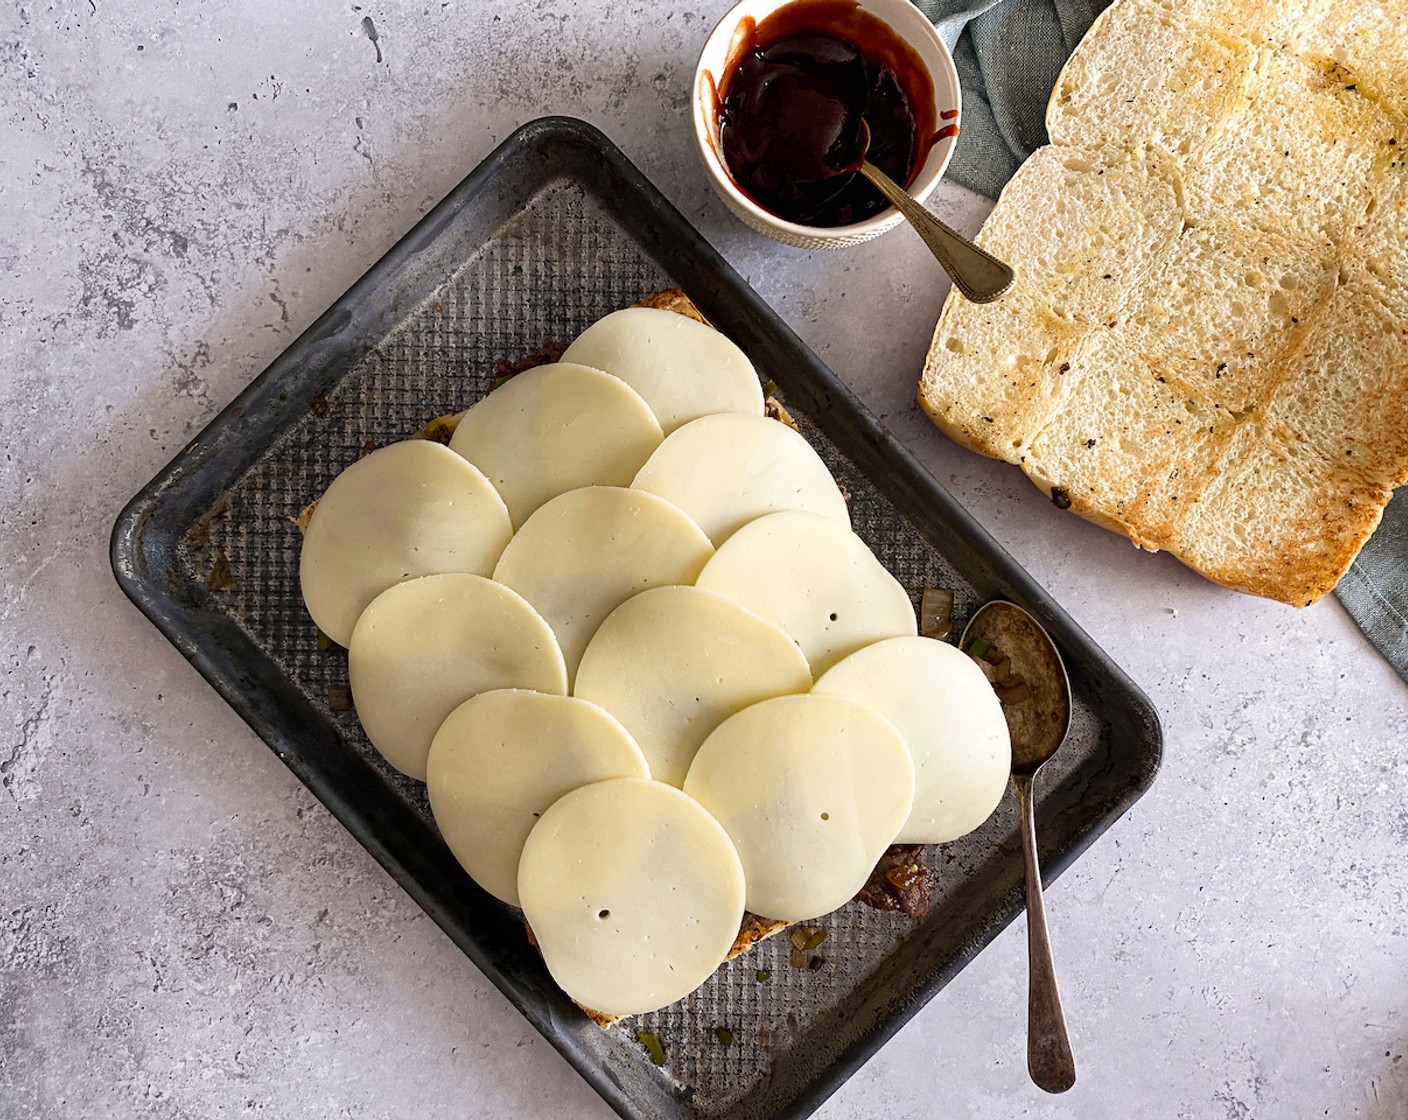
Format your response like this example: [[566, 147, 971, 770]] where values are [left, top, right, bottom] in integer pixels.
[[117, 118, 1160, 1120]]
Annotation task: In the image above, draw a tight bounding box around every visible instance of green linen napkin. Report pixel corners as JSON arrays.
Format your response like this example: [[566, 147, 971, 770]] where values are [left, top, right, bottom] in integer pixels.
[[919, 0, 1407, 681], [1336, 492, 1408, 686], [916, 0, 1109, 198]]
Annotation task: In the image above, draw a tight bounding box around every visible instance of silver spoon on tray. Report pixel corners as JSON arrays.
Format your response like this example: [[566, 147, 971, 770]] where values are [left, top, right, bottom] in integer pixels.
[[961, 600, 1076, 1093]]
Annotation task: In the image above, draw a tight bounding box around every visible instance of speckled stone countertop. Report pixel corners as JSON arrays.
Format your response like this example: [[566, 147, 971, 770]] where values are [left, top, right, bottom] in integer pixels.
[[4, 3, 1407, 1118]]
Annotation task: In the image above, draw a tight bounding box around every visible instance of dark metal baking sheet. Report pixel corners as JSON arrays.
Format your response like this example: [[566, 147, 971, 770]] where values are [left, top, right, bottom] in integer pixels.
[[111, 115, 1162, 1120]]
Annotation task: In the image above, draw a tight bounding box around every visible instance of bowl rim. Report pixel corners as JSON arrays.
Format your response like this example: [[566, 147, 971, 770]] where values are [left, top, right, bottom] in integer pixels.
[[692, 0, 962, 241]]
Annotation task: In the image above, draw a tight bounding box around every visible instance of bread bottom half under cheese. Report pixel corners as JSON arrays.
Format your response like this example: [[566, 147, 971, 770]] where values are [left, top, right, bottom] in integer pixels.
[[918, 0, 1408, 607], [447, 293, 955, 1029], [300, 287, 1013, 1030]]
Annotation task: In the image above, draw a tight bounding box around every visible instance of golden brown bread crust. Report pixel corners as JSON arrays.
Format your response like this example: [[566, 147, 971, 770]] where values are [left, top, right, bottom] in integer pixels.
[[413, 410, 464, 444], [635, 287, 714, 325]]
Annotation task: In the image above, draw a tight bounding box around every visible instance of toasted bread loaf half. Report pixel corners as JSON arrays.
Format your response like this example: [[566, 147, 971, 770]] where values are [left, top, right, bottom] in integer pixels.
[[921, 0, 1408, 606]]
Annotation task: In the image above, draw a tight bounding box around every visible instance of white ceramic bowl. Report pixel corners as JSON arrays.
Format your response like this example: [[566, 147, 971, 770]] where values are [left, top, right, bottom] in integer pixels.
[[693, 0, 962, 250]]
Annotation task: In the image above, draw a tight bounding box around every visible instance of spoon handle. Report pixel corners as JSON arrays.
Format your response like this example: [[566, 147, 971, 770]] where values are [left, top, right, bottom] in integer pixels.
[[1013, 771, 1077, 1093], [857, 162, 1014, 303]]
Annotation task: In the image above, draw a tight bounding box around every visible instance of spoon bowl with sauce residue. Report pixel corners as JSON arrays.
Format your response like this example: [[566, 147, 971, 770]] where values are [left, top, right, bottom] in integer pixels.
[[694, 0, 964, 251], [960, 600, 1076, 1093]]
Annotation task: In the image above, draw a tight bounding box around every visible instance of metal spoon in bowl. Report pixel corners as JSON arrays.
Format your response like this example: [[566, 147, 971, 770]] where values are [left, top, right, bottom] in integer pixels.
[[742, 42, 1012, 301], [848, 120, 1014, 303], [961, 600, 1076, 1093]]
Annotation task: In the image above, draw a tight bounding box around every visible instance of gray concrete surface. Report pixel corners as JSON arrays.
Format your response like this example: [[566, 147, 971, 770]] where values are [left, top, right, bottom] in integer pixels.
[[3, 2, 1407, 1117]]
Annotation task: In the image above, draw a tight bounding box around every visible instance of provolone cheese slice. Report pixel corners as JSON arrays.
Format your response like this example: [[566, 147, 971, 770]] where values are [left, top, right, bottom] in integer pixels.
[[559, 307, 764, 433], [448, 363, 663, 528], [695, 510, 916, 676], [427, 690, 648, 906], [347, 573, 567, 780], [631, 412, 850, 545], [491, 487, 714, 683], [518, 778, 746, 1017], [574, 586, 812, 787], [813, 637, 1012, 844], [683, 694, 914, 922], [299, 440, 512, 647]]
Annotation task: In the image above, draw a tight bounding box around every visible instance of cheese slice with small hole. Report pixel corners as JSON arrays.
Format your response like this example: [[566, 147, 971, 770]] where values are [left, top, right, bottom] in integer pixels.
[[631, 412, 850, 545], [448, 363, 663, 528], [683, 694, 914, 922], [518, 777, 746, 1017], [300, 440, 512, 647], [560, 307, 764, 433], [574, 586, 812, 787], [427, 690, 648, 906], [813, 637, 1012, 844], [491, 486, 714, 683], [695, 510, 916, 676], [347, 573, 567, 780]]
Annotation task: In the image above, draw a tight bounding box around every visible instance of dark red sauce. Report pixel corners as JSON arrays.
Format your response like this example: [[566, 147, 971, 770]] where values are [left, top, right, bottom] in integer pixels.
[[714, 0, 948, 228]]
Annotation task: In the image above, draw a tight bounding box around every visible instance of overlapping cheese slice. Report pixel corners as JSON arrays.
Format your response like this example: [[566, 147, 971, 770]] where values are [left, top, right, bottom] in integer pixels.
[[299, 440, 513, 647], [574, 586, 812, 787], [684, 694, 914, 923], [560, 307, 764, 433], [447, 363, 663, 528], [426, 690, 648, 906], [492, 486, 714, 683], [696, 510, 917, 677], [347, 573, 567, 780], [518, 777, 747, 1017], [631, 412, 850, 546], [813, 637, 1012, 845]]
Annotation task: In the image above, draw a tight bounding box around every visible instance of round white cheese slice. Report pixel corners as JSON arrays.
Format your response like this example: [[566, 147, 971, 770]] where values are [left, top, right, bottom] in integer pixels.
[[631, 412, 850, 545], [299, 440, 513, 647], [695, 510, 917, 677], [574, 586, 812, 787], [813, 637, 1012, 844], [559, 306, 764, 433], [347, 573, 567, 780], [447, 362, 664, 528], [518, 777, 746, 1018], [427, 690, 649, 906], [683, 694, 914, 923], [491, 486, 714, 683]]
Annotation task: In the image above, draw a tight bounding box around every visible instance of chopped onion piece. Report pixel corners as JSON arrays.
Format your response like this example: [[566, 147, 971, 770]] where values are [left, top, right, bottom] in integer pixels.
[[995, 676, 1033, 705], [988, 652, 1011, 681], [920, 587, 956, 640]]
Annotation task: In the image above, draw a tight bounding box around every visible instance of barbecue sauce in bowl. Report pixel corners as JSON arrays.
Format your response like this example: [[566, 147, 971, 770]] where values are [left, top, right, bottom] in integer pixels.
[[714, 0, 950, 228]]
